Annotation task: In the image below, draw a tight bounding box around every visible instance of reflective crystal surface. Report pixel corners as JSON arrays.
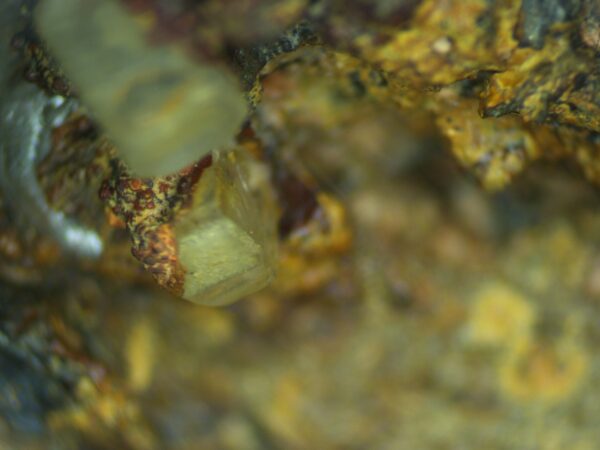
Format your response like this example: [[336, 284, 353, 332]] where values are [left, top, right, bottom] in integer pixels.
[[175, 149, 277, 306]]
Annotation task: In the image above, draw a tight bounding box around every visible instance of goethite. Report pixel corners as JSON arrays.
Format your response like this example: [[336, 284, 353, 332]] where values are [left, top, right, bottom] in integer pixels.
[[101, 148, 277, 306]]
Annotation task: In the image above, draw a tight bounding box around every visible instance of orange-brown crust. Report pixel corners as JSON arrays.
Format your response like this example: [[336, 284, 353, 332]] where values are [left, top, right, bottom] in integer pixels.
[[100, 155, 212, 295]]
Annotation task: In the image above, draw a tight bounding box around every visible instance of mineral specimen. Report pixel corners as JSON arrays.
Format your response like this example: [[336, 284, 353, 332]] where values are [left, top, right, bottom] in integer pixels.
[[3, 1, 600, 449]]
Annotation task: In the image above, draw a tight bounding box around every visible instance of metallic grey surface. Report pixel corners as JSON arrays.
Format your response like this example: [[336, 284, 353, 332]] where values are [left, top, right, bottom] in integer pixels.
[[0, 1, 103, 258]]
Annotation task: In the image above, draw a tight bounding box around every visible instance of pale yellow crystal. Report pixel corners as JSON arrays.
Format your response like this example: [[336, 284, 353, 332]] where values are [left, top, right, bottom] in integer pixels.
[[35, 0, 247, 177], [175, 149, 277, 306]]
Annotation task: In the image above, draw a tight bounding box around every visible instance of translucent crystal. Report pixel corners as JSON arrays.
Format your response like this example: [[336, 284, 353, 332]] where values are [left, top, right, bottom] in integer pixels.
[[35, 0, 247, 177], [175, 149, 277, 306]]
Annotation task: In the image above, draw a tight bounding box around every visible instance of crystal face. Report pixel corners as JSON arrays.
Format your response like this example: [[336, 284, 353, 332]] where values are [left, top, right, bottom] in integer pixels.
[[175, 150, 277, 306], [35, 0, 247, 177]]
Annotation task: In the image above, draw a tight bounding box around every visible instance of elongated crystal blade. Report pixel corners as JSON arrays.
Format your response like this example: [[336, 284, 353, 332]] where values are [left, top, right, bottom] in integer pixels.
[[35, 0, 247, 177]]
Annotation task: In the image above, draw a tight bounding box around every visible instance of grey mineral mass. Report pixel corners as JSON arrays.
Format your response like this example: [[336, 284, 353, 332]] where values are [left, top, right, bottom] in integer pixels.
[[35, 0, 247, 177]]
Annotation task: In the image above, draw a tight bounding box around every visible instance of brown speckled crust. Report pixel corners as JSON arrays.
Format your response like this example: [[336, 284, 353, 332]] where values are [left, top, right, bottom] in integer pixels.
[[11, 28, 73, 97], [131, 224, 185, 295], [100, 155, 212, 295]]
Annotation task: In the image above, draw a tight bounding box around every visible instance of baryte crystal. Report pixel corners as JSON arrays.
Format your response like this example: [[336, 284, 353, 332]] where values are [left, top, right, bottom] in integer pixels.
[[35, 0, 247, 177], [175, 149, 277, 306]]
